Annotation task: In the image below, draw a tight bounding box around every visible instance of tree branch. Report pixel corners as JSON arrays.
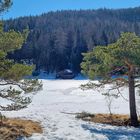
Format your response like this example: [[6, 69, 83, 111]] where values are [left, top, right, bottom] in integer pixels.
[[135, 84, 140, 88]]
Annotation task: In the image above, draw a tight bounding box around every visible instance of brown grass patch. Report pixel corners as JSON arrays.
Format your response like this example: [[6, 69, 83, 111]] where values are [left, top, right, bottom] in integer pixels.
[[0, 118, 43, 140], [76, 112, 139, 126]]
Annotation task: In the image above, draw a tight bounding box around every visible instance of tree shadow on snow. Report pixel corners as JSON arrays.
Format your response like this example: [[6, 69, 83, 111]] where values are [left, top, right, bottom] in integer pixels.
[[81, 123, 140, 140]]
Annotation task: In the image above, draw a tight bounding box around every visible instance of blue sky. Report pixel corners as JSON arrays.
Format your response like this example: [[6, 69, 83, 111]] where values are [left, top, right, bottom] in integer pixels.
[[1, 0, 140, 19]]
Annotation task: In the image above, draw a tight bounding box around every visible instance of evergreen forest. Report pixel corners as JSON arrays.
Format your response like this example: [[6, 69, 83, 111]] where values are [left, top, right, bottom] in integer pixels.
[[4, 7, 140, 73]]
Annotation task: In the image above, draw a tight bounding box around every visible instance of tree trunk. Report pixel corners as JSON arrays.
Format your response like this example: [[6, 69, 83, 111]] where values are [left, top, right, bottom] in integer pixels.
[[128, 68, 139, 127]]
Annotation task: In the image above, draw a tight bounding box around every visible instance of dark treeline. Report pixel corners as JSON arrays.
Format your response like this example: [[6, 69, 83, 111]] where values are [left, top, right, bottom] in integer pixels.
[[4, 7, 140, 73]]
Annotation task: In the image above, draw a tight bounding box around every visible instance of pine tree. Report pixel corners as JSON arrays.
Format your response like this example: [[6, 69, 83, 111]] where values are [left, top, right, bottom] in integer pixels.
[[0, 0, 12, 13], [0, 22, 42, 111], [81, 32, 140, 127], [0, 1, 42, 113]]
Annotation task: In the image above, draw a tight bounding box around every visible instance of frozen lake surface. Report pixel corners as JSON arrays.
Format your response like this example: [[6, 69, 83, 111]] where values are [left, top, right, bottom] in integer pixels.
[[3, 80, 140, 140]]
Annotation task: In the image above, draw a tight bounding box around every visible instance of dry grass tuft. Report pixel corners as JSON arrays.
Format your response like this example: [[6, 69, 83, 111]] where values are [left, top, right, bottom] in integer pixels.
[[76, 112, 139, 126], [0, 118, 42, 140]]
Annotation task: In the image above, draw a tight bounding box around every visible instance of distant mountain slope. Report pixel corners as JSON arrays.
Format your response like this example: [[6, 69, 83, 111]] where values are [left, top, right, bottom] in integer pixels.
[[4, 7, 140, 72]]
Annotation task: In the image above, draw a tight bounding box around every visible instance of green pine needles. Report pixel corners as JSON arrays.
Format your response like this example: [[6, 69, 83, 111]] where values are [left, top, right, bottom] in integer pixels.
[[0, 22, 42, 112], [81, 32, 140, 127]]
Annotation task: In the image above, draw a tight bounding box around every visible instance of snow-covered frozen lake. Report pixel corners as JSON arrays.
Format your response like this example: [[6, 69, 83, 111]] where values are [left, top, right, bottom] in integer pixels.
[[3, 80, 140, 140]]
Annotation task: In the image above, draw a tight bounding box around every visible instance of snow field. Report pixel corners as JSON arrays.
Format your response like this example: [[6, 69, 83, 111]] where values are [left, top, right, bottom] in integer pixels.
[[2, 80, 140, 140]]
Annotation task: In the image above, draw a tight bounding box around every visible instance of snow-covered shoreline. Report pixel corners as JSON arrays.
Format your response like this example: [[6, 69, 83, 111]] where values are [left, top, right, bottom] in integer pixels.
[[2, 79, 140, 140]]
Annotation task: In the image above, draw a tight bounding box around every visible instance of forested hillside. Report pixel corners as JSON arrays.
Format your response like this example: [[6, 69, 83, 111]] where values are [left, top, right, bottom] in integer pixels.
[[4, 7, 140, 73]]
